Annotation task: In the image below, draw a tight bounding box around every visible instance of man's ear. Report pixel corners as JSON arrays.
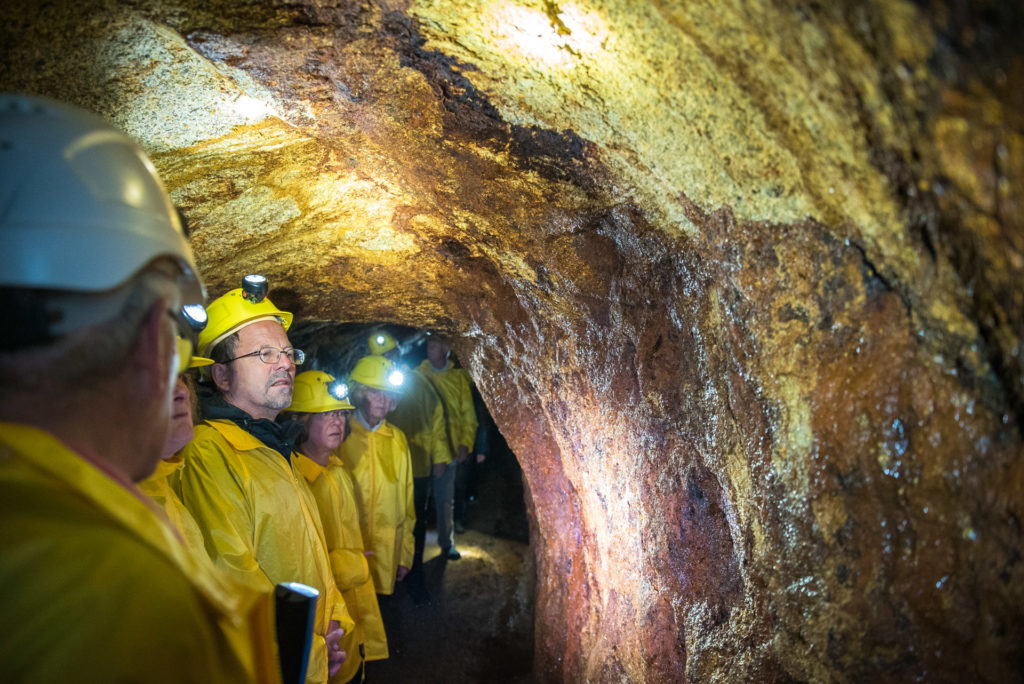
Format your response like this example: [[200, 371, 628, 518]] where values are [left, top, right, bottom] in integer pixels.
[[130, 297, 173, 397], [211, 362, 232, 393]]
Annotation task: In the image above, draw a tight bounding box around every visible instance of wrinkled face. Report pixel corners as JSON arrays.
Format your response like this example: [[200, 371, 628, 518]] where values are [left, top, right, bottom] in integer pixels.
[[307, 410, 347, 452], [216, 320, 296, 421], [163, 376, 195, 458], [359, 387, 394, 425]]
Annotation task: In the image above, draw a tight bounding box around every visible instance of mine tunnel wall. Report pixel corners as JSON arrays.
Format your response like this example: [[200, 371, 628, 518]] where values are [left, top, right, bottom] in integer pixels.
[[3, 0, 1023, 681]]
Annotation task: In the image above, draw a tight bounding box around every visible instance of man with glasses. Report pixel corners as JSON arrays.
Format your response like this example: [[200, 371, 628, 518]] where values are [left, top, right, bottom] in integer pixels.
[[179, 281, 353, 684], [0, 95, 274, 682]]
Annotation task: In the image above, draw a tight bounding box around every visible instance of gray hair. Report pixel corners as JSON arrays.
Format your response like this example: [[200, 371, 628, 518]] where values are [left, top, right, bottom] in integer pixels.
[[210, 332, 240, 365]]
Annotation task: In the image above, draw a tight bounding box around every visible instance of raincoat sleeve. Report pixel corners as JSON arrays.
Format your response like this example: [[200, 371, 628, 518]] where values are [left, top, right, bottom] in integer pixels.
[[398, 430, 416, 570], [427, 397, 451, 465], [329, 549, 371, 592], [179, 435, 274, 594], [453, 370, 479, 451], [327, 579, 356, 634]]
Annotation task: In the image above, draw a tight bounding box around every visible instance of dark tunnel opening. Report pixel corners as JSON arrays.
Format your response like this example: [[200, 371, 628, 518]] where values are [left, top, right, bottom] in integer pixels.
[[288, 320, 536, 683]]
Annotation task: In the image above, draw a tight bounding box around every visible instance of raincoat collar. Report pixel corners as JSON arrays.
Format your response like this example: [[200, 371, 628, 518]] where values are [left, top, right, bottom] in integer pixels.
[[200, 392, 301, 461], [351, 413, 393, 437], [293, 451, 327, 483], [355, 409, 383, 433], [0, 422, 255, 617], [419, 358, 452, 374], [150, 453, 185, 481]]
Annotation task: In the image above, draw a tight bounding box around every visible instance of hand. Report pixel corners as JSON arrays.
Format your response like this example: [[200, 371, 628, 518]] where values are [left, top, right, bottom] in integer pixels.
[[325, 620, 346, 676], [396, 565, 410, 582], [456, 446, 469, 463], [432, 462, 447, 478], [476, 452, 486, 464]]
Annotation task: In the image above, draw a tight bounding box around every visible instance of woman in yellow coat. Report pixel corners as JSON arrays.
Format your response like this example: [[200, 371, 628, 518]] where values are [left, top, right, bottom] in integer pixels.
[[283, 371, 389, 683], [336, 356, 415, 596], [139, 360, 211, 555]]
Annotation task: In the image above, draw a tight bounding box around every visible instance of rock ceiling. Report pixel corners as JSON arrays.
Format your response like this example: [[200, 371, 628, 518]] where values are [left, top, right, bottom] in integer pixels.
[[3, 0, 1023, 681]]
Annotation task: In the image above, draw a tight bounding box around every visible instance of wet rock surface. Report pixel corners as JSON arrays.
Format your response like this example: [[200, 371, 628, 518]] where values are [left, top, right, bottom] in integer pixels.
[[3, 1, 1023, 681]]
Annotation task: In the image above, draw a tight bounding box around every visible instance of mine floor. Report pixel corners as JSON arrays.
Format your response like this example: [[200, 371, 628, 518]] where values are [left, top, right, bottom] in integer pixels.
[[366, 444, 534, 683]]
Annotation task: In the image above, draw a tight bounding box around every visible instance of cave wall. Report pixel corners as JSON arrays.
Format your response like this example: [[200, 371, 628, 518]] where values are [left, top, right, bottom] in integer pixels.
[[3, 1, 1023, 681]]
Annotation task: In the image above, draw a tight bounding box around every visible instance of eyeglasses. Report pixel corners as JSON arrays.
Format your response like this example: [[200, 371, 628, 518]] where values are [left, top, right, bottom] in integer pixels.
[[223, 346, 305, 366]]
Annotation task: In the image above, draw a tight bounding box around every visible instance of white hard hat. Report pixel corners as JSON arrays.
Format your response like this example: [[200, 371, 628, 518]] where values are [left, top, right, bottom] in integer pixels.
[[0, 94, 203, 304]]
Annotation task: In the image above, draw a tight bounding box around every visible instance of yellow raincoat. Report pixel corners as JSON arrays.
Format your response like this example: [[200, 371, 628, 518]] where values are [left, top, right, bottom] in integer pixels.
[[294, 453, 389, 682], [139, 453, 208, 556], [335, 417, 415, 595], [388, 370, 449, 477], [180, 420, 354, 684], [0, 422, 278, 683], [417, 360, 478, 454]]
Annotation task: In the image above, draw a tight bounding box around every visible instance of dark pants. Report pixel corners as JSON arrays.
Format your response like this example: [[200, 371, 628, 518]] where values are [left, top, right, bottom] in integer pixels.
[[454, 457, 481, 524], [411, 475, 432, 571], [375, 592, 403, 655]]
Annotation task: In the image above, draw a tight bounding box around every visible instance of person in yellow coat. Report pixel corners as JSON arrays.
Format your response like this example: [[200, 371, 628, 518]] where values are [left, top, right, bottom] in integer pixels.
[[282, 371, 390, 683], [140, 358, 213, 554], [179, 279, 353, 684], [387, 348, 450, 603], [0, 94, 276, 683], [416, 334, 479, 559], [336, 355, 415, 597]]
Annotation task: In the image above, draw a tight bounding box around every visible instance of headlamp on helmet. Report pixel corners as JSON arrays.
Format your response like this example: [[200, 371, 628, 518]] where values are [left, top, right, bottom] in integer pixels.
[[329, 380, 350, 402], [172, 304, 213, 373], [241, 274, 268, 303], [182, 304, 208, 331], [197, 278, 293, 357]]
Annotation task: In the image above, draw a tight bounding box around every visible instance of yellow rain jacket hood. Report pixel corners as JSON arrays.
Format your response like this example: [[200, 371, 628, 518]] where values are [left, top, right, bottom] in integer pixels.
[[179, 419, 354, 684], [0, 423, 278, 683], [335, 417, 415, 595]]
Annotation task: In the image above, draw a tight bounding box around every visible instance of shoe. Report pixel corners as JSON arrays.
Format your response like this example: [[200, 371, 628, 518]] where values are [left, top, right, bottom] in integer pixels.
[[442, 547, 461, 561], [454, 520, 466, 534]]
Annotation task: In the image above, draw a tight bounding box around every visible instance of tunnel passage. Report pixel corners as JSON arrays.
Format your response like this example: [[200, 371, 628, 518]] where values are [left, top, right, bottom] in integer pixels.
[[4, 0, 1024, 681], [287, 320, 535, 682]]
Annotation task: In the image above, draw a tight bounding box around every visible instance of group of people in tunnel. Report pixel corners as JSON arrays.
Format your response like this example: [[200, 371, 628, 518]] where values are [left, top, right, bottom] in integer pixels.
[[0, 95, 485, 682]]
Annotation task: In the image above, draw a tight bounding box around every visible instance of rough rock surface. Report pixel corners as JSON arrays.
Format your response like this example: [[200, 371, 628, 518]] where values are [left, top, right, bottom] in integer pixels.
[[3, 1, 1022, 681]]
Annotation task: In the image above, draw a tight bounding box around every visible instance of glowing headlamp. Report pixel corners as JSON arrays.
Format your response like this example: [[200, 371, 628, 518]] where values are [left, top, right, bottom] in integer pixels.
[[387, 369, 404, 387], [329, 381, 350, 401], [241, 274, 268, 303], [182, 304, 208, 332], [376, 335, 386, 345], [171, 305, 207, 373]]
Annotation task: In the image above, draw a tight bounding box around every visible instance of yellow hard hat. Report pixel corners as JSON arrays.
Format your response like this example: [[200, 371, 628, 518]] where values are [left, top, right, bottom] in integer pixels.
[[198, 276, 293, 357], [369, 331, 397, 355], [349, 355, 404, 393], [174, 335, 214, 374], [286, 371, 355, 412]]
